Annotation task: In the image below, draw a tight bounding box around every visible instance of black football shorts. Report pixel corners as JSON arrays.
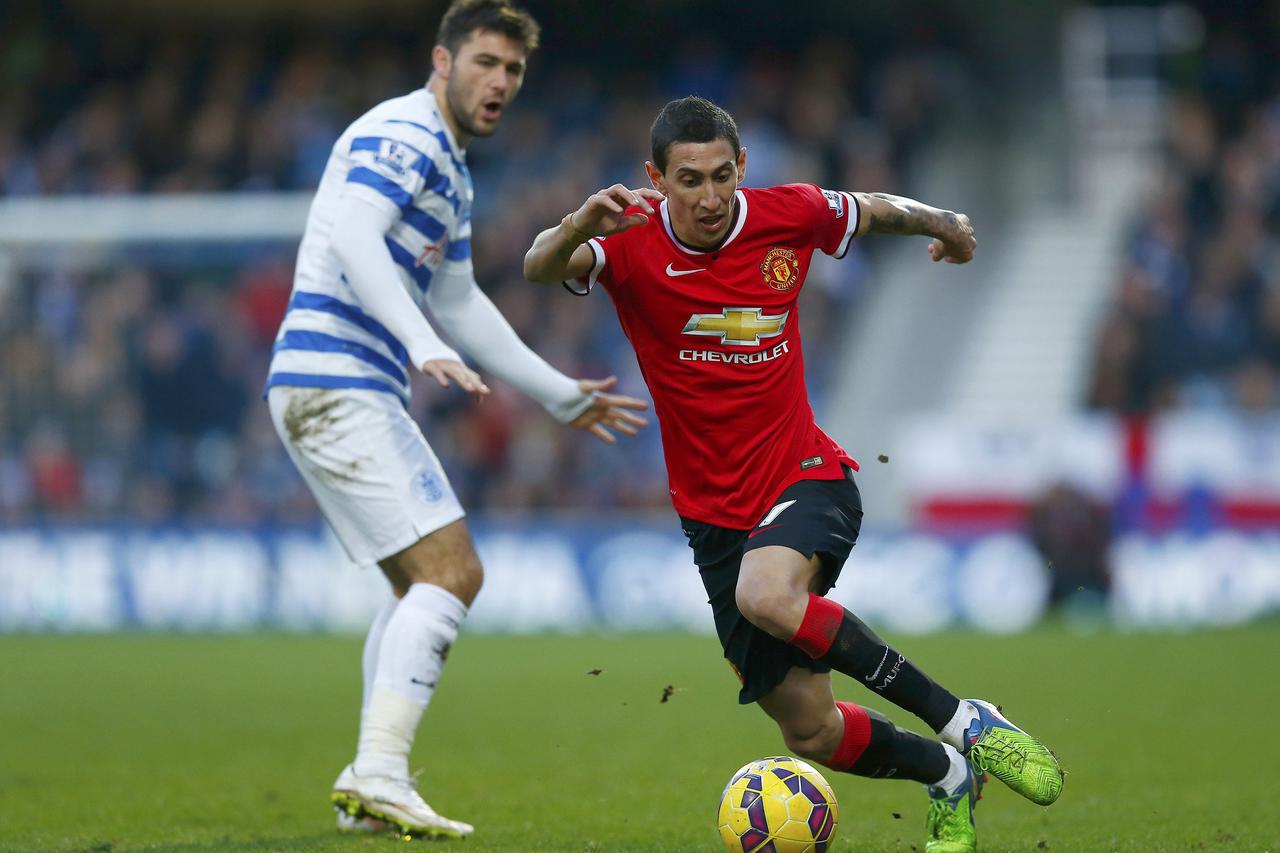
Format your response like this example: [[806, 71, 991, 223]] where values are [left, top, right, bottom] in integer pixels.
[[681, 467, 863, 704]]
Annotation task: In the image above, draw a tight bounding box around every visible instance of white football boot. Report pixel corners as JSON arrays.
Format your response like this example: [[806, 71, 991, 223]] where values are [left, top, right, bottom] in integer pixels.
[[333, 765, 388, 834], [331, 764, 473, 840], [335, 809, 388, 834]]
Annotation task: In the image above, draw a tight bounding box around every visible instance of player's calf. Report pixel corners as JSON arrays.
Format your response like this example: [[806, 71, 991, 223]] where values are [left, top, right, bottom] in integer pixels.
[[773, 706, 845, 764], [820, 703, 953, 784], [764, 692, 955, 789]]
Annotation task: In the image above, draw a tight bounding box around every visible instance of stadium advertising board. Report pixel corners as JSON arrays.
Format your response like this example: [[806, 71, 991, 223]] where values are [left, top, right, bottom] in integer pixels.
[[1, 523, 1276, 633]]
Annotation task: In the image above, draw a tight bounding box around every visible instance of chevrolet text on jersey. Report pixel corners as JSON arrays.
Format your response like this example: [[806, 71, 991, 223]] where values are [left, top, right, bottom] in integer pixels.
[[679, 340, 791, 364]]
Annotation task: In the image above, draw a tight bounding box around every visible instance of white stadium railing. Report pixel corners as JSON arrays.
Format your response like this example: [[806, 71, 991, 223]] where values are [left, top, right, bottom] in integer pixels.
[[0, 193, 312, 247]]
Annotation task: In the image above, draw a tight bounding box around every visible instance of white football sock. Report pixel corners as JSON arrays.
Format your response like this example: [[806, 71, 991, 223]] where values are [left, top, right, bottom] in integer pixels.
[[361, 596, 398, 713], [930, 743, 969, 794], [354, 583, 467, 780], [938, 699, 979, 751]]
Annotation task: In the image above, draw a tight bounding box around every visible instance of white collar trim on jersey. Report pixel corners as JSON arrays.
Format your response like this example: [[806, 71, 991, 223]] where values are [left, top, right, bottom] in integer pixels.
[[660, 189, 748, 255]]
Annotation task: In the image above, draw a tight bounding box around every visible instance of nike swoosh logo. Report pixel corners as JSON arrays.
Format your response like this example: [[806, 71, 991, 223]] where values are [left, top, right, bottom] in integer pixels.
[[759, 499, 797, 527], [864, 647, 890, 682], [747, 524, 781, 539], [665, 263, 705, 277]]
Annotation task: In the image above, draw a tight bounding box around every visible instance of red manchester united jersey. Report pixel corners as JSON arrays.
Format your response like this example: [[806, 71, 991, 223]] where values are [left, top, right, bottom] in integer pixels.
[[572, 183, 861, 529]]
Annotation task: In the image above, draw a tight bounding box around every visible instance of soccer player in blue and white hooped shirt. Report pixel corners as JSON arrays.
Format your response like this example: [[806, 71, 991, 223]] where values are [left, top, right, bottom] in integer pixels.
[[265, 0, 648, 838]]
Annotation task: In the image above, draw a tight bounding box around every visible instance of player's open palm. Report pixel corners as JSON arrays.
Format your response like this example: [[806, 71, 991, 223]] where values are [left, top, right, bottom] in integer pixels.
[[569, 376, 650, 444], [572, 185, 665, 238]]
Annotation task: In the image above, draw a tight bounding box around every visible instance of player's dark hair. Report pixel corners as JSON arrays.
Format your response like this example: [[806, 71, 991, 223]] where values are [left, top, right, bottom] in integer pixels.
[[436, 0, 541, 56], [650, 96, 740, 172]]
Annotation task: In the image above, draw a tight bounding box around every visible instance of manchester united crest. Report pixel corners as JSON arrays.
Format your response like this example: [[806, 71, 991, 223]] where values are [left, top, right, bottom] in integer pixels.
[[760, 246, 800, 291]]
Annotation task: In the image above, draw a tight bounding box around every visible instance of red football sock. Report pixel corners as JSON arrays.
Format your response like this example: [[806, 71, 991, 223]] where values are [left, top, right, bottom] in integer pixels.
[[825, 701, 873, 771], [789, 593, 844, 659]]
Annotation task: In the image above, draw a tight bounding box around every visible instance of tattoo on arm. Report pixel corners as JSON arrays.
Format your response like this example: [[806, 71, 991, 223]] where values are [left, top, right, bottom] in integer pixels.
[[865, 193, 957, 239]]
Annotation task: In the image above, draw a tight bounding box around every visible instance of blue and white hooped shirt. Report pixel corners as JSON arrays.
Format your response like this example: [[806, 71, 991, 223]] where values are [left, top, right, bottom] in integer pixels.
[[266, 88, 473, 404]]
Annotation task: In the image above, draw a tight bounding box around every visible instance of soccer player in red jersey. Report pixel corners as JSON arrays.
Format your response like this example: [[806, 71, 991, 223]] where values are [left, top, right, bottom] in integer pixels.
[[525, 97, 1063, 851]]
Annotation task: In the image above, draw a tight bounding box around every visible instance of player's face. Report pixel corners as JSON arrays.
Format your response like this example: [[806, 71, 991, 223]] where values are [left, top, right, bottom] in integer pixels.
[[435, 30, 527, 141], [647, 140, 746, 249]]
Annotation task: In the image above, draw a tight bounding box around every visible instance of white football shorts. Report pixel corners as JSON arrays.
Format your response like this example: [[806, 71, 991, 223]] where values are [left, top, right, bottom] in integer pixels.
[[267, 386, 465, 565]]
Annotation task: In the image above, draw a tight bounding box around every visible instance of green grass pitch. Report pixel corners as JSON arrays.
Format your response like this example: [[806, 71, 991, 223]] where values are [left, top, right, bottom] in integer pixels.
[[2, 623, 1276, 852]]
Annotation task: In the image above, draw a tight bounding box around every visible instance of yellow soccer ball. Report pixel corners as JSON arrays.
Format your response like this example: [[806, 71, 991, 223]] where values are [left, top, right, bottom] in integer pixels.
[[716, 756, 839, 853]]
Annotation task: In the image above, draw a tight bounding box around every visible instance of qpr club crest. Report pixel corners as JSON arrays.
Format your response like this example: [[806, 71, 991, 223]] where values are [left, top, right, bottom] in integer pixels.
[[760, 246, 800, 291], [413, 468, 445, 503]]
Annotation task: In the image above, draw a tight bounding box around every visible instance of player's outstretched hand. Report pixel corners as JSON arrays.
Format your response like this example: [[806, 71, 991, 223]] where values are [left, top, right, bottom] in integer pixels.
[[928, 212, 976, 264], [421, 358, 490, 401], [569, 376, 649, 444], [569, 185, 665, 239]]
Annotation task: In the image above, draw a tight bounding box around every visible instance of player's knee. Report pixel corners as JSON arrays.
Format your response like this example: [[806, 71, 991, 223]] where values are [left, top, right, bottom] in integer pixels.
[[434, 550, 483, 606], [458, 552, 484, 602], [735, 576, 795, 639], [388, 539, 485, 606], [733, 579, 774, 633]]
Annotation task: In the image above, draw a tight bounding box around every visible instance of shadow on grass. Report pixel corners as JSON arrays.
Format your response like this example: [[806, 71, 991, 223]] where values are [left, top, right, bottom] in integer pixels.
[[83, 834, 389, 853], [86, 838, 746, 853]]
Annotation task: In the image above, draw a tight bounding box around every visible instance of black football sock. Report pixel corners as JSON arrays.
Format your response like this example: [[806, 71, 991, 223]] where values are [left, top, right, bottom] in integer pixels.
[[826, 702, 951, 786], [790, 594, 960, 732], [849, 708, 950, 784]]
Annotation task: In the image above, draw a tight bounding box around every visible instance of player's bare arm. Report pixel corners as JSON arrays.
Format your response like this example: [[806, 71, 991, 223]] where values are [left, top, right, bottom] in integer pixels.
[[853, 192, 976, 264], [523, 184, 663, 283]]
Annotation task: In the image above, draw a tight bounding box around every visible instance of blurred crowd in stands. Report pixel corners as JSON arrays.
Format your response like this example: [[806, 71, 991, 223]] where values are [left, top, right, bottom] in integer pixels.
[[0, 9, 959, 523], [1087, 26, 1280, 415], [7, 4, 1271, 530]]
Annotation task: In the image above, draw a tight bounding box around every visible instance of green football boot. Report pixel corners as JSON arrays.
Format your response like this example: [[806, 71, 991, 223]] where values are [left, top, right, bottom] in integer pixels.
[[963, 699, 1063, 806], [925, 750, 984, 853]]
